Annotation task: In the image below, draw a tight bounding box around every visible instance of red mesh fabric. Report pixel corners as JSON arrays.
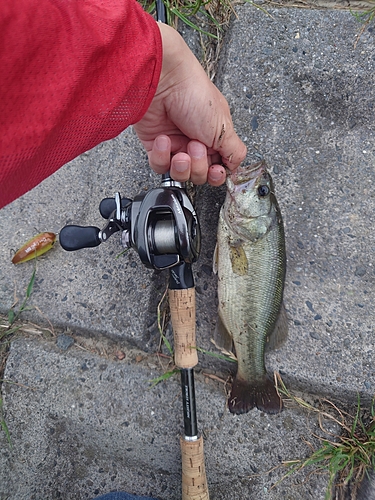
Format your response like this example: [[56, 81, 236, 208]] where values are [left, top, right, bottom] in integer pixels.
[[0, 0, 162, 208]]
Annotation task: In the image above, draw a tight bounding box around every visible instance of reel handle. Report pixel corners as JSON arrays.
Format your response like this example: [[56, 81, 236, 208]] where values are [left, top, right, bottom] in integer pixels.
[[59, 225, 101, 251]]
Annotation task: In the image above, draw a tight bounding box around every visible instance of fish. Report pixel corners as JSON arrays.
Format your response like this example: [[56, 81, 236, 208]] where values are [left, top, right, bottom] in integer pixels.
[[12, 232, 56, 264], [214, 161, 287, 415]]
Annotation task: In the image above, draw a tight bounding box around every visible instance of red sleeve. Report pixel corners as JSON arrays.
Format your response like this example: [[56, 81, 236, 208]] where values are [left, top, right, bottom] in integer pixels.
[[0, 0, 162, 208]]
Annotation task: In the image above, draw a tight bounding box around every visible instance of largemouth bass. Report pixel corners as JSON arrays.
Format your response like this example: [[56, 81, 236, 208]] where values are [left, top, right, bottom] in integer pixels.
[[214, 161, 286, 414]]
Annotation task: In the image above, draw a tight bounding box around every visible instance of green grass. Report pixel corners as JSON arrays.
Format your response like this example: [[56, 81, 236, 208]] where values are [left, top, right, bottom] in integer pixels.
[[353, 2, 375, 47], [142, 0, 233, 38], [276, 373, 375, 499], [0, 267, 37, 446], [0, 397, 11, 446]]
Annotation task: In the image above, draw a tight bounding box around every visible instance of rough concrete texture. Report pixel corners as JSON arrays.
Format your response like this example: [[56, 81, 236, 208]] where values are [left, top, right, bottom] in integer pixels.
[[215, 6, 375, 402], [0, 5, 374, 500], [1, 338, 330, 500]]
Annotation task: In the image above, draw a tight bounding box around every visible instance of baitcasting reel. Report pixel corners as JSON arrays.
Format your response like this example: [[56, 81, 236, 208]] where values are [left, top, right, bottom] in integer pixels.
[[59, 174, 201, 271]]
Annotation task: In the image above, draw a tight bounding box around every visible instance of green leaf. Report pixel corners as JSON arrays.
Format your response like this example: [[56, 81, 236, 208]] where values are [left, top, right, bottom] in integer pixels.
[[0, 399, 12, 447], [26, 268, 36, 298], [7, 309, 15, 326], [160, 333, 173, 357], [149, 369, 179, 388], [195, 346, 236, 362]]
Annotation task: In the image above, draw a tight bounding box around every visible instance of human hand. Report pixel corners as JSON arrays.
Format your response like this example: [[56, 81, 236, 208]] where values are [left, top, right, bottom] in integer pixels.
[[133, 23, 247, 186]]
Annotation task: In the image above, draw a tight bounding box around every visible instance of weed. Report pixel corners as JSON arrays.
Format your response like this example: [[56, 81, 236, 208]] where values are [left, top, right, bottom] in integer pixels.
[[352, 3, 375, 47], [149, 368, 180, 387], [157, 285, 173, 357], [196, 345, 237, 363], [0, 397, 11, 446], [143, 0, 224, 37], [0, 266, 37, 446], [6, 267, 36, 331], [275, 373, 375, 500]]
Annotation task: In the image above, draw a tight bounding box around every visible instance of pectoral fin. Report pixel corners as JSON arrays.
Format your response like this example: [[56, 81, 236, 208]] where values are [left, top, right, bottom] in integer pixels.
[[213, 243, 218, 274], [265, 302, 289, 351], [229, 244, 248, 276]]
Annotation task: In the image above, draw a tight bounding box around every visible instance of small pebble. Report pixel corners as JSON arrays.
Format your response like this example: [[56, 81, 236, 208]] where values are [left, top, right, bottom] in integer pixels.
[[200, 264, 212, 276], [56, 334, 74, 351], [250, 116, 259, 131], [306, 300, 314, 312], [355, 265, 366, 277]]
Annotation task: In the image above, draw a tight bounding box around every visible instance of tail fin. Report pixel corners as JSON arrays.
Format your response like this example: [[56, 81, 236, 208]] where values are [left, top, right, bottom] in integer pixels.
[[228, 376, 282, 415]]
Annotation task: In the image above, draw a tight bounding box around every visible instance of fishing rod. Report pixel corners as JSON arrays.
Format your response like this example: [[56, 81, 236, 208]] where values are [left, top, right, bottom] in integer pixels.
[[59, 172, 209, 499], [154, 1, 209, 497]]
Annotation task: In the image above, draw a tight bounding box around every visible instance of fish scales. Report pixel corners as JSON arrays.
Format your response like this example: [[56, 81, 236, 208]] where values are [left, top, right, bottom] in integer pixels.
[[216, 161, 286, 415], [218, 217, 285, 377]]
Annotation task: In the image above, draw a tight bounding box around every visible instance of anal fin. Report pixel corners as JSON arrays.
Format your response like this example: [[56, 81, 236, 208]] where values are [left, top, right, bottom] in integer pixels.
[[213, 313, 234, 353], [265, 302, 289, 352]]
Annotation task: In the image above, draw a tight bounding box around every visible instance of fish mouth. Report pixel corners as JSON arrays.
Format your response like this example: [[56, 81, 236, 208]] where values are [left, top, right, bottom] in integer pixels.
[[227, 161, 267, 194]]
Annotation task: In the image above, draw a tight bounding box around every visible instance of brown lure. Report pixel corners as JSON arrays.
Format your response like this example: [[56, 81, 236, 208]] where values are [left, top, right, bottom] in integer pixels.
[[12, 232, 56, 264]]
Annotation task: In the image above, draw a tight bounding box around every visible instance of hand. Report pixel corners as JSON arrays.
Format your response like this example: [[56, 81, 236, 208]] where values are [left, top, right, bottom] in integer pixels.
[[133, 23, 247, 186]]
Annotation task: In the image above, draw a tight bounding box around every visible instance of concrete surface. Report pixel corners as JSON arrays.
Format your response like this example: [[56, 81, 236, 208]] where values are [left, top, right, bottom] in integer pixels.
[[216, 6, 375, 403], [1, 4, 374, 500], [0, 337, 330, 500]]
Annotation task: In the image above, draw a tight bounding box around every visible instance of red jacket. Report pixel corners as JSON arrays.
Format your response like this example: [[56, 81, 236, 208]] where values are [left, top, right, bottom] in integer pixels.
[[0, 0, 162, 208]]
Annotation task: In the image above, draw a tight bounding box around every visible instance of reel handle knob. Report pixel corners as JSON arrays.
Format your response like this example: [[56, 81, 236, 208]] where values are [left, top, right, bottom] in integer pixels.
[[59, 225, 101, 251], [99, 197, 132, 219]]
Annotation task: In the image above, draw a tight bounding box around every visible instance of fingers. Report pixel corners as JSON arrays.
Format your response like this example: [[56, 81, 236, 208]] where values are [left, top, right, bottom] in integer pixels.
[[148, 135, 230, 186], [170, 141, 224, 185], [207, 165, 226, 186], [186, 141, 208, 185], [170, 152, 191, 182], [148, 135, 171, 174]]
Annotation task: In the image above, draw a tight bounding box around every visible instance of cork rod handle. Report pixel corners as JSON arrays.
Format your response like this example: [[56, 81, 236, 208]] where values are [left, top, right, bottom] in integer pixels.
[[181, 436, 210, 500], [169, 288, 198, 369]]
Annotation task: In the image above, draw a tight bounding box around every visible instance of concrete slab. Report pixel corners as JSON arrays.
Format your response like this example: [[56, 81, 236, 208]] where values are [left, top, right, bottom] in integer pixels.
[[0, 337, 329, 500], [212, 5, 375, 402]]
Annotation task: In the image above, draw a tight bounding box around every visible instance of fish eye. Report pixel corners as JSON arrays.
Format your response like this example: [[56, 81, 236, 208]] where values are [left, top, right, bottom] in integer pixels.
[[257, 185, 270, 197]]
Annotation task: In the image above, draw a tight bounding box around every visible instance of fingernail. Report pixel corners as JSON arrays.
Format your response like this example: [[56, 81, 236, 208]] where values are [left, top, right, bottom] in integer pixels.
[[209, 167, 225, 182], [173, 160, 189, 173], [155, 135, 169, 151]]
